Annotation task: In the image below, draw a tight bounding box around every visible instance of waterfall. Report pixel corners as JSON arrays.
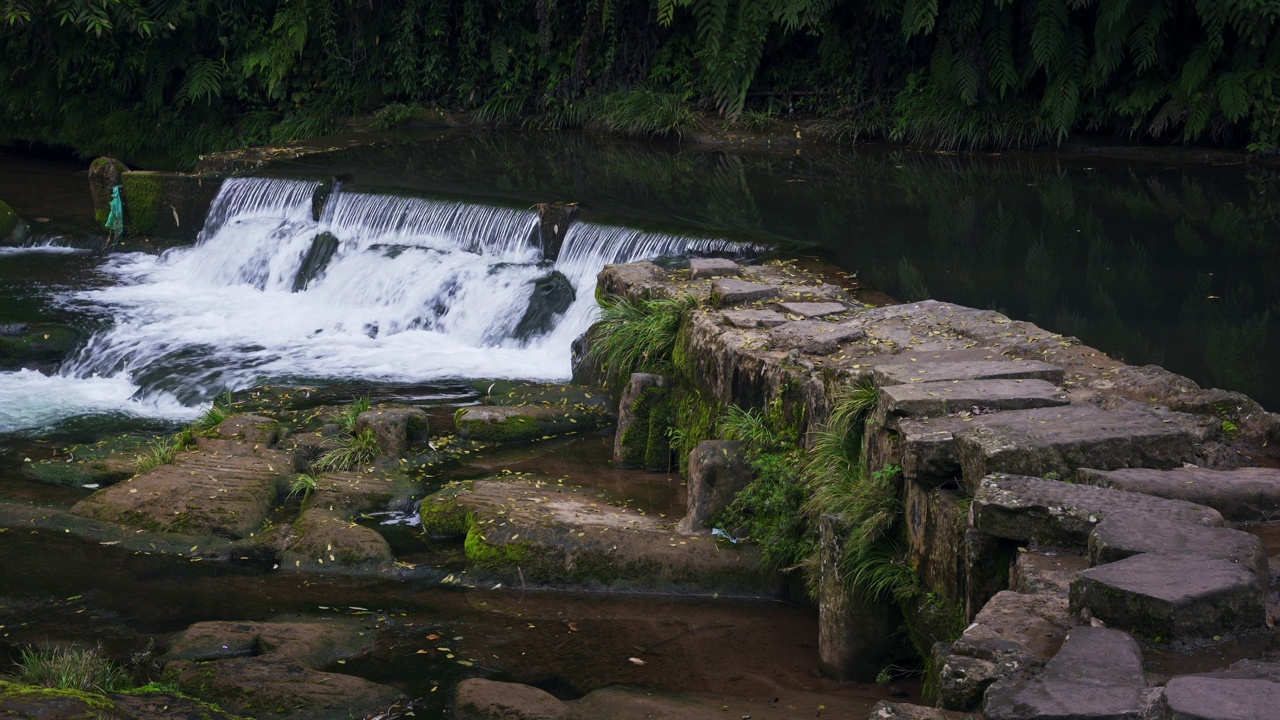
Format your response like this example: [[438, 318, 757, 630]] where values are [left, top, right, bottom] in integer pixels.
[[1, 177, 762, 429]]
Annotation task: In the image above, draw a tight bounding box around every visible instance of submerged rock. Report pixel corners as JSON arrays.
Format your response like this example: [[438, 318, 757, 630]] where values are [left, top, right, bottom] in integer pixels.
[[0, 323, 80, 371], [0, 199, 27, 246], [163, 619, 402, 720], [514, 271, 576, 341]]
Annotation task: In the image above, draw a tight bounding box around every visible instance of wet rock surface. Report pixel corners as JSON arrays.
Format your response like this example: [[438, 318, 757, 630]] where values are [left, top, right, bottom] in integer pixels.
[[876, 378, 1068, 420], [456, 404, 608, 444]]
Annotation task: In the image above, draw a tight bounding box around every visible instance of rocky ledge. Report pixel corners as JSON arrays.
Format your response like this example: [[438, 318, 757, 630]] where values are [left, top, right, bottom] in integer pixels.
[[587, 258, 1280, 720]]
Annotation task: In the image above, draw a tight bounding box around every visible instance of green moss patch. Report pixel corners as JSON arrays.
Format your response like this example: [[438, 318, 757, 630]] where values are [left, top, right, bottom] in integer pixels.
[[0, 323, 80, 369]]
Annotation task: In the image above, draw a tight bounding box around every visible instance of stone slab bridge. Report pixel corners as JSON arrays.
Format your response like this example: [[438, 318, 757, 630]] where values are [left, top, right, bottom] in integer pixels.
[[590, 258, 1280, 720]]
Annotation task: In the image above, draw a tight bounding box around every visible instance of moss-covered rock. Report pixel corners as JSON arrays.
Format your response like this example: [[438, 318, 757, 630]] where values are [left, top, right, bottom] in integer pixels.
[[0, 199, 27, 246], [418, 482, 473, 538], [0, 323, 81, 371], [455, 404, 608, 444], [121, 171, 223, 240], [22, 434, 148, 488]]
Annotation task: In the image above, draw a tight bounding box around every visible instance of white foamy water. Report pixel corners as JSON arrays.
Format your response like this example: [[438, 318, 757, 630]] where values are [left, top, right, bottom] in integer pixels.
[[0, 369, 197, 433], [1, 177, 760, 430]]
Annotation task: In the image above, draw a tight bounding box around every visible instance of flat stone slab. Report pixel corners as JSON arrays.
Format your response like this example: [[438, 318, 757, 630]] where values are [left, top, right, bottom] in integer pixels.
[[710, 277, 778, 305], [775, 301, 848, 318], [983, 627, 1149, 720], [721, 308, 787, 328], [456, 404, 606, 443], [896, 415, 972, 484], [1011, 547, 1090, 595], [878, 379, 1068, 420], [937, 590, 1073, 711], [956, 404, 1205, 494], [70, 447, 294, 538], [1163, 676, 1280, 720], [688, 257, 739, 279], [432, 478, 776, 594], [972, 474, 1224, 549], [1089, 513, 1268, 577], [874, 359, 1064, 386], [1071, 553, 1267, 639], [1078, 466, 1280, 523], [768, 320, 866, 354]]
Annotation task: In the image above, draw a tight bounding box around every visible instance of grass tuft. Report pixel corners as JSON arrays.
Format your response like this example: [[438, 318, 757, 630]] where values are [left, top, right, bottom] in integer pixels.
[[588, 294, 697, 386], [314, 428, 379, 472], [13, 645, 131, 693], [288, 473, 320, 499]]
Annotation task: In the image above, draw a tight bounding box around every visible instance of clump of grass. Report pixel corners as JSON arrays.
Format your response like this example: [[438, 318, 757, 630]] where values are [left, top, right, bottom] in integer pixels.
[[595, 88, 699, 138], [339, 396, 371, 434], [588, 294, 698, 386], [13, 645, 131, 693], [370, 102, 417, 130], [314, 428, 379, 472], [288, 473, 320, 499], [134, 435, 182, 474]]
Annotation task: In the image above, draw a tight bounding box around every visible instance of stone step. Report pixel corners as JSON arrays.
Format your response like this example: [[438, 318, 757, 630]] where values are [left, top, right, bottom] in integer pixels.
[[983, 626, 1152, 720], [873, 358, 1064, 386], [710, 277, 778, 305], [1078, 466, 1280, 523], [1089, 513, 1268, 578], [1163, 676, 1280, 720], [935, 590, 1074, 711], [956, 404, 1206, 494], [877, 378, 1068, 422], [1071, 553, 1267, 640], [972, 474, 1224, 549]]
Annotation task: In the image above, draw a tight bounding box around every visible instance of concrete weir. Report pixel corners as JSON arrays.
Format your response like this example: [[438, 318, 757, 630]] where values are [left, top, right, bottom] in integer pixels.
[[588, 259, 1280, 720]]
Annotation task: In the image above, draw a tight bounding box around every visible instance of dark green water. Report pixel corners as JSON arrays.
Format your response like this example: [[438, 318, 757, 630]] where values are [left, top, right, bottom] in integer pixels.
[[269, 130, 1280, 409]]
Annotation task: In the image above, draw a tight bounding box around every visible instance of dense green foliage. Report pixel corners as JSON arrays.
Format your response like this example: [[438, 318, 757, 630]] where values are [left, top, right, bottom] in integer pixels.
[[3, 0, 1279, 165]]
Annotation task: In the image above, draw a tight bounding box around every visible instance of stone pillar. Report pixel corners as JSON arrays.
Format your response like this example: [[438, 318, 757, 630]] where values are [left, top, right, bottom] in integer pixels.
[[677, 440, 751, 533], [818, 513, 906, 681], [88, 157, 128, 226], [535, 202, 579, 262], [613, 373, 667, 467]]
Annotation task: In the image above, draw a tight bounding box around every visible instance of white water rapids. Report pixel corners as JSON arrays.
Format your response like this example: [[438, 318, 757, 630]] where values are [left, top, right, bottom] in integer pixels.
[[0, 177, 758, 432]]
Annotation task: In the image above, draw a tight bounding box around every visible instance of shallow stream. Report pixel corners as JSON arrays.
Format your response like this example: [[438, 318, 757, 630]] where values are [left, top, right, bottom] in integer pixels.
[[3, 133, 1280, 714]]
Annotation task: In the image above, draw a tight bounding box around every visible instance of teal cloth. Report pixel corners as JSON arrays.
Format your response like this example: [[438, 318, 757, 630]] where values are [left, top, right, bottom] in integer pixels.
[[105, 185, 124, 236]]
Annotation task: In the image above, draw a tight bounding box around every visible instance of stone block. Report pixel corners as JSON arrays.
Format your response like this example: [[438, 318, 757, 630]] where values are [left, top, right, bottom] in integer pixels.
[[776, 301, 848, 318], [768, 320, 866, 354], [817, 513, 905, 681], [688, 257, 740, 279], [982, 627, 1149, 720], [903, 482, 967, 599], [1070, 553, 1267, 639], [1010, 547, 1089, 595], [874, 359, 1064, 387], [936, 590, 1074, 711], [972, 474, 1224, 550], [955, 404, 1203, 496], [355, 407, 428, 456], [710, 277, 778, 305], [677, 440, 751, 534], [1078, 466, 1280, 523], [896, 416, 969, 486], [877, 379, 1068, 421], [1088, 514, 1268, 578], [534, 202, 578, 262], [1163, 676, 1280, 720], [721, 308, 787, 328], [0, 199, 28, 246]]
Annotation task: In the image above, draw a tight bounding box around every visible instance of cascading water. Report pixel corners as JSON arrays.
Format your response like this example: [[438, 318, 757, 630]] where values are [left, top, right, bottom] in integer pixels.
[[0, 177, 760, 431]]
